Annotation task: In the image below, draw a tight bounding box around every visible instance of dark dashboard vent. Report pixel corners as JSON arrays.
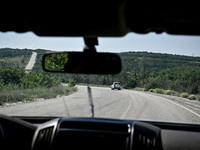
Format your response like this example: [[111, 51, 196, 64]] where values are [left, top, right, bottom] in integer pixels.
[[59, 120, 130, 133], [134, 130, 157, 149], [133, 122, 162, 150], [33, 126, 54, 150]]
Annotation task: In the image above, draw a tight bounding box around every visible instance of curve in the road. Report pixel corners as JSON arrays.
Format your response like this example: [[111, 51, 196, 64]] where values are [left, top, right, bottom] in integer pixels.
[[0, 86, 200, 124]]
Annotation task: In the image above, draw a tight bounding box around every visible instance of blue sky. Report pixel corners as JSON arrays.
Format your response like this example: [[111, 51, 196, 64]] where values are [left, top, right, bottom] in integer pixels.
[[0, 32, 200, 57]]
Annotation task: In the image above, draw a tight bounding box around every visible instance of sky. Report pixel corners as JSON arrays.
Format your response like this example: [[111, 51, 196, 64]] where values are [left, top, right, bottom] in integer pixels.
[[0, 31, 200, 57]]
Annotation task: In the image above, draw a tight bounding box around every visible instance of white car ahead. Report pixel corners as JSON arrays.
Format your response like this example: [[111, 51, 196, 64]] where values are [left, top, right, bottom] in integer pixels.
[[111, 82, 121, 90]]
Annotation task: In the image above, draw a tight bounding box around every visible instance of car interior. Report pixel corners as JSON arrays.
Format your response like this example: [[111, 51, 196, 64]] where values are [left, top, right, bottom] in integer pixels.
[[0, 1, 200, 150]]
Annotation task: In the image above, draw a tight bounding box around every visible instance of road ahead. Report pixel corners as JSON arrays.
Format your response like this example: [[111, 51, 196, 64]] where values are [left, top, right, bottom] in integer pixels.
[[1, 86, 200, 124], [25, 52, 37, 71]]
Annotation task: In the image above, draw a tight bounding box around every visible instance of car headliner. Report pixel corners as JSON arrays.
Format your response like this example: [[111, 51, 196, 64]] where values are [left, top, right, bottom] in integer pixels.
[[0, 1, 200, 37]]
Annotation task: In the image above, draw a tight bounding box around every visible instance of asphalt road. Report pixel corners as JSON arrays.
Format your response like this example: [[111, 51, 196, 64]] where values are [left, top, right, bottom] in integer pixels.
[[25, 52, 37, 71], [1, 86, 200, 124]]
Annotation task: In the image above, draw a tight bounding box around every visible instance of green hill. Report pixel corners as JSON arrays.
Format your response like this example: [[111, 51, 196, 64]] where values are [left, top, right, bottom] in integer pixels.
[[1, 48, 199, 73], [0, 48, 32, 69], [0, 48, 50, 70], [119, 51, 200, 73]]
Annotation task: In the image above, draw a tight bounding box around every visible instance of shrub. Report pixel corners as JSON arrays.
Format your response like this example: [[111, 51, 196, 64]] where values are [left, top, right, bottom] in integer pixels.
[[149, 89, 154, 92], [188, 95, 196, 100], [180, 92, 189, 98], [0, 68, 25, 85], [189, 84, 199, 94], [124, 77, 137, 89], [68, 79, 76, 87], [153, 88, 165, 94], [65, 86, 71, 94], [21, 71, 60, 89], [164, 90, 172, 95]]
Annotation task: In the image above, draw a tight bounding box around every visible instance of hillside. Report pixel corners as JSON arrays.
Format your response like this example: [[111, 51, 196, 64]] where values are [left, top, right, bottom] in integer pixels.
[[1, 48, 199, 73], [0, 48, 32, 69], [119, 51, 200, 72], [0, 48, 50, 70]]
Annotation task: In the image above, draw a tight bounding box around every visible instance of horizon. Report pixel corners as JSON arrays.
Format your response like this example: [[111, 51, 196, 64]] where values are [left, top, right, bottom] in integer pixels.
[[0, 32, 200, 57], [1, 47, 200, 58]]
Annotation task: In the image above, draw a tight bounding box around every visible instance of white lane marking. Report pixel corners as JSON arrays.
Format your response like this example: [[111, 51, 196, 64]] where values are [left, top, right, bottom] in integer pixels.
[[120, 97, 132, 119], [164, 98, 200, 118]]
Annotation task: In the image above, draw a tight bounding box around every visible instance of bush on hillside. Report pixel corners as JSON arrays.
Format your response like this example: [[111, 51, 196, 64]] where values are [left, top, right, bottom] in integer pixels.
[[180, 93, 189, 98]]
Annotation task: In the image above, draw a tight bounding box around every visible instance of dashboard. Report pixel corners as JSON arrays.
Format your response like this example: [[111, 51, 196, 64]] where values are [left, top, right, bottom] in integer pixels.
[[0, 114, 200, 150]]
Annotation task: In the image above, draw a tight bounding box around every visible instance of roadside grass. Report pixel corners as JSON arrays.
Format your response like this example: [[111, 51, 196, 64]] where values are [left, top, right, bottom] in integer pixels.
[[133, 87, 200, 101], [134, 87, 147, 91], [0, 85, 77, 105]]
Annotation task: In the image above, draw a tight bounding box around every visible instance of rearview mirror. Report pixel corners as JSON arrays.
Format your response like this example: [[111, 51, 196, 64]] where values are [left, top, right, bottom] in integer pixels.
[[42, 52, 121, 74]]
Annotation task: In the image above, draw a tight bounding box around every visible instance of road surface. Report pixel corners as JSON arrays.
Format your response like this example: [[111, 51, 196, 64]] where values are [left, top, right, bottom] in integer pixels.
[[25, 52, 37, 71], [1, 86, 200, 124]]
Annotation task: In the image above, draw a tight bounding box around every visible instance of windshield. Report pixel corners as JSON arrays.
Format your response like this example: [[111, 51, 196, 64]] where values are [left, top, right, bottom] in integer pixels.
[[0, 32, 200, 124]]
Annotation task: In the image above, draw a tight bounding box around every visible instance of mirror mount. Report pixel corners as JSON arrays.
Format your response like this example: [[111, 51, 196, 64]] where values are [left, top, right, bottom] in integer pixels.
[[83, 37, 98, 52]]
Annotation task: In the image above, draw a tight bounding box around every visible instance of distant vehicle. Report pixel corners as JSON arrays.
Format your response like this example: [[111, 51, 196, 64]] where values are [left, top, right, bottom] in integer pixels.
[[111, 82, 121, 90]]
